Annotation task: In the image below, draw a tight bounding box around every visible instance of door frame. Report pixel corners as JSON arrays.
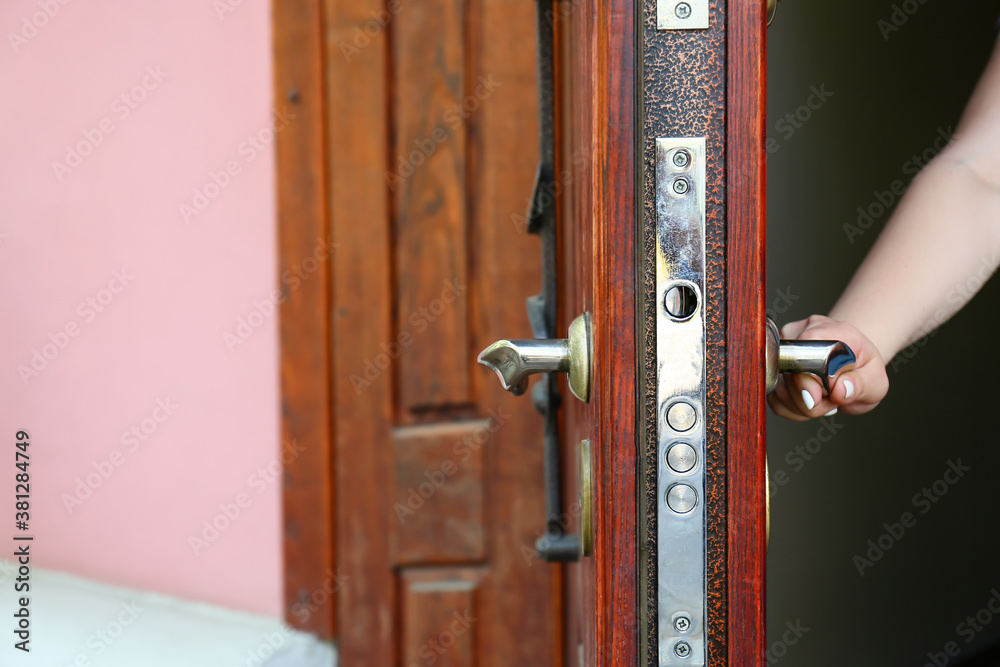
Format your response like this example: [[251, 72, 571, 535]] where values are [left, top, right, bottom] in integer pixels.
[[725, 1, 768, 662], [274, 0, 337, 640]]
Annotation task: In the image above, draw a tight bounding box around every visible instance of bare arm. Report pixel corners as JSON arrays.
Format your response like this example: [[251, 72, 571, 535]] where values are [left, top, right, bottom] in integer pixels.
[[832, 39, 1000, 359], [770, 39, 1000, 421]]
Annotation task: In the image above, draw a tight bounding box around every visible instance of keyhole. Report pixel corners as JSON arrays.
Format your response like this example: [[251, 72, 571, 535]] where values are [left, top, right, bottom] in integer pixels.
[[664, 283, 698, 321]]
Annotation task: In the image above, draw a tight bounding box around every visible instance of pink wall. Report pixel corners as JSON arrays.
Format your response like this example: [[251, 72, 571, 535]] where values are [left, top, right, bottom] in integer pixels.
[[0, 1, 281, 616]]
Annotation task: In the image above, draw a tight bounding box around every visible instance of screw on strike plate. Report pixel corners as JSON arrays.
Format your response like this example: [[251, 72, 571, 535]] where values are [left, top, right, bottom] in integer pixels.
[[673, 149, 691, 169], [674, 640, 692, 658], [675, 2, 692, 19], [673, 177, 690, 195], [673, 615, 692, 633]]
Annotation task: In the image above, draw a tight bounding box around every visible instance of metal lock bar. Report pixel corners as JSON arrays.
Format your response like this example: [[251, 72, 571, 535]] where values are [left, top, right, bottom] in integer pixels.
[[656, 138, 707, 666], [657, 0, 709, 30]]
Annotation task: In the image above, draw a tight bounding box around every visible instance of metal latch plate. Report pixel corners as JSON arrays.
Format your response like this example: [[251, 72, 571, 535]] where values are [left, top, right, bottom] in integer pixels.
[[657, 0, 709, 30], [656, 137, 707, 666]]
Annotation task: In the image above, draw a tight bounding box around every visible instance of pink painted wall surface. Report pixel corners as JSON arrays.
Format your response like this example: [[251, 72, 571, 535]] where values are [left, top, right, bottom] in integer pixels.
[[0, 1, 281, 616]]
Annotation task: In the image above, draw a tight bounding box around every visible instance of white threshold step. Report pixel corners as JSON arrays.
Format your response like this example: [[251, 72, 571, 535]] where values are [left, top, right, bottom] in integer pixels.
[[0, 561, 337, 667]]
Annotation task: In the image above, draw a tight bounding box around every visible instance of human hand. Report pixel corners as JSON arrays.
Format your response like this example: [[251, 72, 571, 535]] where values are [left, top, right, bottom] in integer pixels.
[[767, 315, 889, 421]]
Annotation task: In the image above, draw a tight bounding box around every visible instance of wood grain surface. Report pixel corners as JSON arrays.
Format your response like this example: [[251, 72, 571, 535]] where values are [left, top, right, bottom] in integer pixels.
[[726, 0, 768, 664], [273, 0, 336, 640]]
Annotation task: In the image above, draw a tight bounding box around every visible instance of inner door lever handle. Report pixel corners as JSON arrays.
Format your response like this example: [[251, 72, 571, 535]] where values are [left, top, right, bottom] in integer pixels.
[[765, 318, 856, 395], [478, 313, 592, 403], [765, 317, 855, 549]]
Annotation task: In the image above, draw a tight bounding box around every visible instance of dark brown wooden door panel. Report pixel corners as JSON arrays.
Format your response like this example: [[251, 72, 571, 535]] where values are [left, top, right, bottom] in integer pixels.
[[326, 0, 559, 665]]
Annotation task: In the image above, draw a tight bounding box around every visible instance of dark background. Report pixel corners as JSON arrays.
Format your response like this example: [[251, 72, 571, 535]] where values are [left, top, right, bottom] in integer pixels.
[[766, 1, 1000, 665]]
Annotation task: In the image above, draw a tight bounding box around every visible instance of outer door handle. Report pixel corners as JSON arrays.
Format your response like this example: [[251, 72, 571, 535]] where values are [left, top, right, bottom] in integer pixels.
[[477, 312, 593, 403], [476, 314, 594, 562], [470, 0, 590, 563], [765, 318, 856, 395]]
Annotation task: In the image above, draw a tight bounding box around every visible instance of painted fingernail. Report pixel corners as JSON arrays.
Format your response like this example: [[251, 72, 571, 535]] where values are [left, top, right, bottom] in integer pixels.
[[844, 379, 855, 399], [825, 409, 838, 416], [801, 390, 815, 411]]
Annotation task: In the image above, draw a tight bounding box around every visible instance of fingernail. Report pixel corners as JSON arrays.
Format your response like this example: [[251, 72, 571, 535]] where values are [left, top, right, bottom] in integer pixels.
[[844, 380, 855, 399], [801, 390, 815, 411], [825, 409, 838, 416]]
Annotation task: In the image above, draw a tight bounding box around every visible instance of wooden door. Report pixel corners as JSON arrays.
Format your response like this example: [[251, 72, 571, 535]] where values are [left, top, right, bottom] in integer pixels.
[[332, 0, 564, 665], [274, 0, 768, 665], [275, 0, 562, 665]]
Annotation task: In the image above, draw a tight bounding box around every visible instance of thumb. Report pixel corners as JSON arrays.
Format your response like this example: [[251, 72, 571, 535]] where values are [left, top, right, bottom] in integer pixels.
[[831, 365, 889, 412], [830, 373, 858, 405]]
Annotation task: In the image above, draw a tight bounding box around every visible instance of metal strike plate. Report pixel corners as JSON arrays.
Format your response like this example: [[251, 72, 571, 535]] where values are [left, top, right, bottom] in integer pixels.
[[579, 439, 594, 558], [657, 0, 709, 30], [656, 138, 706, 666]]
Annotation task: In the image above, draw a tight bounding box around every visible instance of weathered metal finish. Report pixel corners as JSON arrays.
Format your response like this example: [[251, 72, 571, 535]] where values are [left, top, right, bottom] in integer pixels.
[[640, 2, 728, 664]]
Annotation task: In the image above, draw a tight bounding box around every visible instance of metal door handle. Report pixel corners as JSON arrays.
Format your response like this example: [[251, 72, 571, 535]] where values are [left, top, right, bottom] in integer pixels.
[[765, 318, 856, 394], [764, 316, 854, 555], [478, 313, 593, 403], [470, 0, 588, 563]]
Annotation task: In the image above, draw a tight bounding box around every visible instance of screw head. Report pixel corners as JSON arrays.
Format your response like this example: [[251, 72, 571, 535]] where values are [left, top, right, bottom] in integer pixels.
[[673, 149, 691, 169], [673, 177, 690, 195], [675, 2, 692, 19], [673, 615, 692, 633], [674, 640, 692, 658]]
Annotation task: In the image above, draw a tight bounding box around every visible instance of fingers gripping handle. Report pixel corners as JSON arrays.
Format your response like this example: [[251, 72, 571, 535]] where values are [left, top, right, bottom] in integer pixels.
[[765, 319, 857, 395]]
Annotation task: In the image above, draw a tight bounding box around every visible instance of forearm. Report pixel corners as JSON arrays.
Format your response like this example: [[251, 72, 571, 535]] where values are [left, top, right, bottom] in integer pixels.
[[830, 40, 1000, 361], [830, 153, 1000, 361]]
